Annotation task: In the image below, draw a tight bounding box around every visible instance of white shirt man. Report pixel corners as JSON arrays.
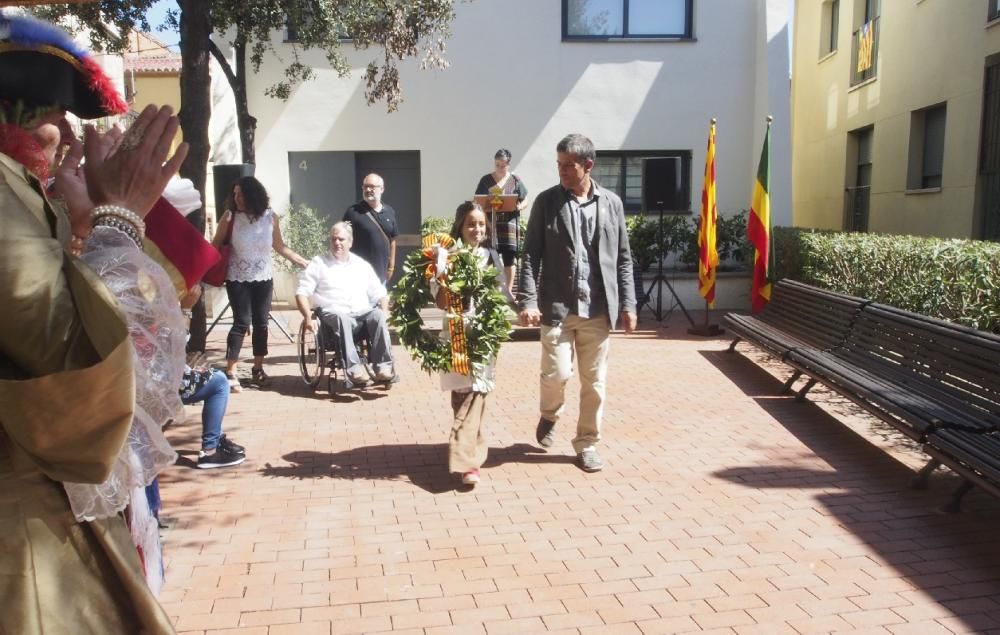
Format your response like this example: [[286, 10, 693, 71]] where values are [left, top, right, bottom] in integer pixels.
[[295, 222, 395, 385]]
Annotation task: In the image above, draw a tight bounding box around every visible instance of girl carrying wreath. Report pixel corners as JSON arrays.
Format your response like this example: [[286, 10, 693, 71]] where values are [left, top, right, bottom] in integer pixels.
[[391, 201, 514, 487]]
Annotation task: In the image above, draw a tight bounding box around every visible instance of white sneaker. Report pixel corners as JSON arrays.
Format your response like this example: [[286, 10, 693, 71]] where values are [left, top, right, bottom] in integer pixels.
[[226, 373, 243, 393], [346, 367, 370, 385], [374, 365, 395, 382]]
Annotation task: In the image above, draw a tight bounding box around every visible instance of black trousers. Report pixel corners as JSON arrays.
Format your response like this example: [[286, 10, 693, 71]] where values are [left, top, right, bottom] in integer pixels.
[[225, 279, 273, 361]]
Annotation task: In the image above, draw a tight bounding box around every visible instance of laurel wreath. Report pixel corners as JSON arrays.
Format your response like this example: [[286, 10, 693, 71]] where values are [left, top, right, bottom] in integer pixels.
[[389, 239, 512, 375]]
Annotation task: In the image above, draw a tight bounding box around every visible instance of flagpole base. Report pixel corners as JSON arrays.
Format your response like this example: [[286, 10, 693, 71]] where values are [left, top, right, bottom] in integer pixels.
[[687, 324, 724, 337]]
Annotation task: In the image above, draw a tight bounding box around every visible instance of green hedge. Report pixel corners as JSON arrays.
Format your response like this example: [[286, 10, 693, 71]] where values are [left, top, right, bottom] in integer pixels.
[[775, 228, 1000, 332]]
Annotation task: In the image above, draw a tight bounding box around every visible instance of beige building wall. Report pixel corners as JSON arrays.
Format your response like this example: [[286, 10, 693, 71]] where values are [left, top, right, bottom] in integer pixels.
[[133, 73, 180, 114], [792, 0, 1000, 238], [133, 74, 182, 154]]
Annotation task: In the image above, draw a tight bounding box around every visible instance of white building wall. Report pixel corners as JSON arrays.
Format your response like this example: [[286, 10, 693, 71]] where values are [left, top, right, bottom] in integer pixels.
[[219, 0, 791, 229]]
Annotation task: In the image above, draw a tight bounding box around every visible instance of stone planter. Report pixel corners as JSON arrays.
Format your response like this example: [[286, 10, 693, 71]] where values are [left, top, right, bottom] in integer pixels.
[[634, 270, 751, 312]]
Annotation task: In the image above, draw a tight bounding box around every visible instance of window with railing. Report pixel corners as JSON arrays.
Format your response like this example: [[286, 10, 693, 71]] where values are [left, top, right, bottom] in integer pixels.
[[562, 0, 693, 40], [850, 16, 878, 85], [990, 0, 1000, 22]]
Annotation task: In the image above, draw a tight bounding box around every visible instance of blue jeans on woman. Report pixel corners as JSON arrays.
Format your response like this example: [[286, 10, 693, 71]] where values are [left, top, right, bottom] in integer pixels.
[[181, 369, 230, 450]]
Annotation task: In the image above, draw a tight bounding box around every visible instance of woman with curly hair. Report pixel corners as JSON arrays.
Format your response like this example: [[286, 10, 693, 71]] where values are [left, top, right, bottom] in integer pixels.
[[213, 176, 308, 389]]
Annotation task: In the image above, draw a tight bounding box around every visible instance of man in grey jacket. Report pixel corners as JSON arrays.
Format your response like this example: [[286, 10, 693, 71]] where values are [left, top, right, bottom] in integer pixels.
[[518, 133, 637, 472]]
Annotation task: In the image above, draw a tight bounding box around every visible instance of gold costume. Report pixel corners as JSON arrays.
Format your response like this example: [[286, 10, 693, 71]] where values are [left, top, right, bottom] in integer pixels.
[[0, 153, 175, 634]]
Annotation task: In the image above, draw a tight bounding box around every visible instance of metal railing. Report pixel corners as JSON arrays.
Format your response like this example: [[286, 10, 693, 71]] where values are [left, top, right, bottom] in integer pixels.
[[845, 185, 871, 232], [850, 17, 879, 86]]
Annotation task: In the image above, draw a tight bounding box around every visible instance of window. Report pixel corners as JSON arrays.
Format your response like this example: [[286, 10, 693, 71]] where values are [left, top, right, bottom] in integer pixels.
[[563, 0, 693, 40], [908, 103, 946, 190], [845, 127, 873, 231], [820, 0, 839, 56], [594, 150, 692, 212], [991, 0, 1000, 22], [850, 0, 879, 85]]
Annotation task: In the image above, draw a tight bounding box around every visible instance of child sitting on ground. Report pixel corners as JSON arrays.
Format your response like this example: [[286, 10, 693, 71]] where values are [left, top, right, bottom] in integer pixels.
[[180, 286, 246, 468]]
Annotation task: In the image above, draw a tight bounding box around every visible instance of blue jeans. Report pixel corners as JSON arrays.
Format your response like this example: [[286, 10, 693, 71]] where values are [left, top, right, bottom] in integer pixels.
[[181, 369, 230, 450]]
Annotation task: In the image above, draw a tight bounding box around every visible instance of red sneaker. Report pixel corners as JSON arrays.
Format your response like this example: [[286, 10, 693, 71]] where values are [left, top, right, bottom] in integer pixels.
[[461, 469, 480, 485]]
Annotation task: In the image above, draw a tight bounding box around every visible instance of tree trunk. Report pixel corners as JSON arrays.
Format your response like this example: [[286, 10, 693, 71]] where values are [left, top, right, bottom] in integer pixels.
[[208, 35, 256, 164], [234, 37, 256, 164], [177, 0, 212, 231], [178, 0, 212, 354]]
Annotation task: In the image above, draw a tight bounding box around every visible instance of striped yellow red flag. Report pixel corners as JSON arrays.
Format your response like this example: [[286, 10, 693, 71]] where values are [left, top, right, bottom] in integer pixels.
[[697, 120, 719, 308], [748, 119, 774, 313]]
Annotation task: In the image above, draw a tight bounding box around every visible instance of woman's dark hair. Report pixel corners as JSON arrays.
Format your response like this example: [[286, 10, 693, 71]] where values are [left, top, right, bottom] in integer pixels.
[[494, 148, 512, 163], [226, 175, 269, 220], [450, 200, 489, 242]]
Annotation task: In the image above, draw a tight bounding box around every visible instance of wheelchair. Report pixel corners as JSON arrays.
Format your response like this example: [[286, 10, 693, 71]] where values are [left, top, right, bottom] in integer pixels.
[[297, 309, 398, 394]]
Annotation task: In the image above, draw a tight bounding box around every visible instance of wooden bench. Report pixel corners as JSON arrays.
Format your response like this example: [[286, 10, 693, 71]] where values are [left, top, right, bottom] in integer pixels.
[[725, 280, 867, 393], [727, 284, 1000, 511]]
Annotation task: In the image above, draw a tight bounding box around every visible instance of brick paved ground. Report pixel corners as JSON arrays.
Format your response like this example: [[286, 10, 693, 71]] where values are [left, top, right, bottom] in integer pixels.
[[160, 312, 1000, 634]]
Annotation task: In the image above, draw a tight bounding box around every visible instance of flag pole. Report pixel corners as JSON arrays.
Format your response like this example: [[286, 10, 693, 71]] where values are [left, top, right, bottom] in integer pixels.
[[689, 118, 724, 337]]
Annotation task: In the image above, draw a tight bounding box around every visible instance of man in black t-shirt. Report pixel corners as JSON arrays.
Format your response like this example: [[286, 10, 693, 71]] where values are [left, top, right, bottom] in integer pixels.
[[342, 173, 399, 284]]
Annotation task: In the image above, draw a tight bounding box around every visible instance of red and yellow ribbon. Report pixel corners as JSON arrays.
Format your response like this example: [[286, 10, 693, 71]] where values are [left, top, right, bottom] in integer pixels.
[[420, 233, 469, 375]]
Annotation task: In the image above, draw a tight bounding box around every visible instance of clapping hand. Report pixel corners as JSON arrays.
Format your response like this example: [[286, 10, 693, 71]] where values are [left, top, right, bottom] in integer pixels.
[[83, 104, 189, 219]]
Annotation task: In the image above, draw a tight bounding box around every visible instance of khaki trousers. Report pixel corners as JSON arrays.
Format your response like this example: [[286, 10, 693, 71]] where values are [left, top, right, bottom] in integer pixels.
[[539, 314, 611, 453], [449, 390, 489, 473]]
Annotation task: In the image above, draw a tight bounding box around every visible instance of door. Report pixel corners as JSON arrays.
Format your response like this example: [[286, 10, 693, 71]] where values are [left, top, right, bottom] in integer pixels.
[[978, 58, 1000, 240], [845, 127, 872, 232], [353, 151, 421, 237], [354, 152, 421, 286], [288, 151, 357, 227], [288, 150, 422, 286]]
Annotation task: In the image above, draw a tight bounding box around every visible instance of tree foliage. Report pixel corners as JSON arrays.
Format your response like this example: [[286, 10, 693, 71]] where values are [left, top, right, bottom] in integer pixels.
[[29, 1, 458, 163], [211, 0, 454, 109], [31, 0, 157, 51]]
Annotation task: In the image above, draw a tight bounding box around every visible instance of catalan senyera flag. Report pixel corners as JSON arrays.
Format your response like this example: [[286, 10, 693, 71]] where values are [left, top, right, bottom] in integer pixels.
[[145, 197, 221, 298], [748, 122, 774, 313], [697, 121, 719, 308], [857, 20, 875, 74]]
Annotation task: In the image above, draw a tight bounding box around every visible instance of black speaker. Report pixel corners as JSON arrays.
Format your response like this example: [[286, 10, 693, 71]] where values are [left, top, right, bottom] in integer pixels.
[[641, 157, 683, 212], [212, 163, 255, 221]]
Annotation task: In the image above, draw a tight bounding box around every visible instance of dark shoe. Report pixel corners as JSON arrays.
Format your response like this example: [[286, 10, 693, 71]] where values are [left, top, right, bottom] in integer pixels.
[[250, 366, 268, 385], [577, 448, 604, 473], [197, 446, 246, 469], [535, 417, 556, 448], [219, 434, 245, 455]]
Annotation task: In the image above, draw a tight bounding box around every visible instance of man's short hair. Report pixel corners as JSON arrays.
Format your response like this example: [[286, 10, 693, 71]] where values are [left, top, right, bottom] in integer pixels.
[[331, 221, 353, 239], [556, 134, 595, 164]]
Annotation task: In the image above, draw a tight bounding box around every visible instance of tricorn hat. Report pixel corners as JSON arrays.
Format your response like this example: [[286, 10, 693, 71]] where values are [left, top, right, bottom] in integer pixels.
[[0, 12, 128, 119]]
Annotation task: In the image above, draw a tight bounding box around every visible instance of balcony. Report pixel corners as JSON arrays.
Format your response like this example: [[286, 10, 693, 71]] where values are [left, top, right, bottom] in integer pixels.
[[850, 17, 879, 87]]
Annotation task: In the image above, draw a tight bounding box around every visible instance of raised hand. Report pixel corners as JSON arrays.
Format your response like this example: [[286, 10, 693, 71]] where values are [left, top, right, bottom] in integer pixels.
[[83, 104, 189, 218], [53, 137, 93, 241]]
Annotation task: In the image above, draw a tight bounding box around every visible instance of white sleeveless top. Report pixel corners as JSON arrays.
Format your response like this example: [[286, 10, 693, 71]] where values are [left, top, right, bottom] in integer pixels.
[[226, 208, 274, 282]]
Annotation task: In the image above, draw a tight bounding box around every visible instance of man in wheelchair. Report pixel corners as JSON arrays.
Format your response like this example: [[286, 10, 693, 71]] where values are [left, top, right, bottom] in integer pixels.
[[295, 222, 396, 387]]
